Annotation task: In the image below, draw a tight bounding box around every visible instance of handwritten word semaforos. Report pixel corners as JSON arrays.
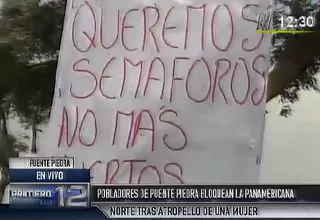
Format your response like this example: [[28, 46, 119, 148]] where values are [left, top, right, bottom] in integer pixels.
[[69, 56, 266, 105]]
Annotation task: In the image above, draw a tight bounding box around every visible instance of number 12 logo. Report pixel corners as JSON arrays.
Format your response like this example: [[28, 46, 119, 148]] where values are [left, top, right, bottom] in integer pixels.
[[54, 185, 89, 207]]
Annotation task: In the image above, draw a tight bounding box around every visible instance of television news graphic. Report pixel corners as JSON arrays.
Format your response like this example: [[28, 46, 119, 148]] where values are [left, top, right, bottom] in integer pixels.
[[99, 204, 260, 218], [89, 185, 320, 218], [10, 183, 90, 208], [9, 169, 90, 183], [90, 185, 310, 202], [90, 203, 320, 218], [9, 157, 74, 169], [8, 157, 90, 208]]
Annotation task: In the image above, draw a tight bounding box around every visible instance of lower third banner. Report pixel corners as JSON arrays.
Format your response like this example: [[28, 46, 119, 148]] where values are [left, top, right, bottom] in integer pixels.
[[90, 185, 320, 202], [91, 203, 320, 218]]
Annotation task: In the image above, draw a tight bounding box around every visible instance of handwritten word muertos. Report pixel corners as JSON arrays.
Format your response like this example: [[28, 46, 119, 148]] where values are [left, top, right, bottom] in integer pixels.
[[72, 2, 265, 53], [88, 160, 184, 184]]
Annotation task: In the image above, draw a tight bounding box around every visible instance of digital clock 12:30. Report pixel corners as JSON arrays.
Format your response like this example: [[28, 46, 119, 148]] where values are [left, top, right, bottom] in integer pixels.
[[279, 15, 316, 29]]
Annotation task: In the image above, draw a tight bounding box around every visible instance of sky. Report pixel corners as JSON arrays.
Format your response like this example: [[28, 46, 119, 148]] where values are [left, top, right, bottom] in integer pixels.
[[261, 88, 320, 184]]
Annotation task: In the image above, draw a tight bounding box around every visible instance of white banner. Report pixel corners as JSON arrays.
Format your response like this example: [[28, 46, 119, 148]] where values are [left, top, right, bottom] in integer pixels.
[[44, 0, 271, 184]]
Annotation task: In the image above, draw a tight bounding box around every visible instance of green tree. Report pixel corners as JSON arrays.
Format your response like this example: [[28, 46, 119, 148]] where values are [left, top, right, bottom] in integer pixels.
[[0, 0, 65, 201], [0, 0, 66, 152], [0, 134, 27, 201], [11, 60, 57, 153], [0, 44, 20, 139], [0, 43, 23, 202], [268, 0, 320, 116]]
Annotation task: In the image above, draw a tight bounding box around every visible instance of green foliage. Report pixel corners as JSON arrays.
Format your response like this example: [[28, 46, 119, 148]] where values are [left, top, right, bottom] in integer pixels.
[[11, 60, 57, 128], [272, 0, 320, 116], [0, 0, 66, 199], [0, 134, 28, 168], [0, 0, 66, 165], [0, 134, 28, 201], [0, 0, 66, 61], [0, 43, 21, 102], [0, 0, 66, 132]]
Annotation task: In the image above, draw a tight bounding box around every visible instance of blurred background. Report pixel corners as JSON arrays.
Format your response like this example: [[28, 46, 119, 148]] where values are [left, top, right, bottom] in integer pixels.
[[0, 0, 319, 202], [263, 91, 320, 184]]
